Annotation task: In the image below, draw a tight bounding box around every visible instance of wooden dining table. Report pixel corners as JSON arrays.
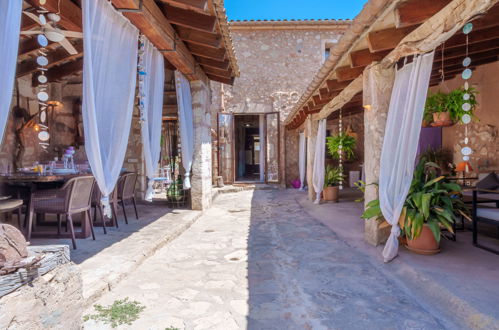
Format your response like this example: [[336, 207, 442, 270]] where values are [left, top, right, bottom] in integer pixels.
[[0, 173, 93, 239]]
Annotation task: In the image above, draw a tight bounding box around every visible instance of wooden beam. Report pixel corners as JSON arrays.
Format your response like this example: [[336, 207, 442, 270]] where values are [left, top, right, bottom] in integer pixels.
[[160, 3, 216, 33], [201, 65, 232, 78], [313, 95, 330, 107], [17, 41, 83, 77], [435, 38, 499, 62], [177, 26, 221, 49], [336, 66, 365, 82], [42, 58, 84, 83], [111, 0, 197, 79], [196, 56, 230, 70], [21, 14, 38, 31], [18, 38, 55, 57], [206, 73, 234, 85], [25, 0, 82, 32], [367, 25, 419, 53], [431, 57, 498, 79], [326, 79, 352, 92], [158, 0, 208, 14], [188, 43, 226, 60], [319, 88, 329, 99], [395, 0, 451, 28], [434, 48, 499, 67], [350, 49, 391, 68], [443, 25, 499, 50]]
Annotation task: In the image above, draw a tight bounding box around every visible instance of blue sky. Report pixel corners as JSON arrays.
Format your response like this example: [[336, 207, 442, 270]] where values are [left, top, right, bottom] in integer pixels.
[[225, 0, 368, 21]]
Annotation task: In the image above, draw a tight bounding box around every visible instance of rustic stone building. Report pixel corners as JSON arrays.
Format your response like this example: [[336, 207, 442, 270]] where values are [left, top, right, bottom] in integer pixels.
[[211, 19, 350, 186]]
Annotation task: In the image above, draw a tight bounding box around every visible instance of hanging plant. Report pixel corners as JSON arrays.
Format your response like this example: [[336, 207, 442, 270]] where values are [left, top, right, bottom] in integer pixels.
[[326, 133, 356, 160]]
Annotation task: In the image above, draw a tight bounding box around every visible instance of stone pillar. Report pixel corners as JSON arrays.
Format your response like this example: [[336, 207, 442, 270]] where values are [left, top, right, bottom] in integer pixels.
[[305, 116, 318, 201], [363, 63, 395, 246], [190, 80, 213, 210]]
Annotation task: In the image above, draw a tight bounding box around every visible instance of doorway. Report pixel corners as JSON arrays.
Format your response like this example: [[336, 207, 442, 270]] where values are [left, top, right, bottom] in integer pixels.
[[218, 112, 280, 184]]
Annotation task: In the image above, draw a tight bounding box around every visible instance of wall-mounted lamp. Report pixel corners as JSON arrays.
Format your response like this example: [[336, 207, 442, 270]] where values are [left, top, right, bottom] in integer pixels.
[[363, 104, 372, 111]]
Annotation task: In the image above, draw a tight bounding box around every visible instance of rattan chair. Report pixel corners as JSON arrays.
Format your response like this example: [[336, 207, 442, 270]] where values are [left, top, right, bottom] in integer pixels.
[[117, 172, 139, 224], [27, 176, 95, 249], [91, 184, 120, 233], [0, 198, 23, 229]]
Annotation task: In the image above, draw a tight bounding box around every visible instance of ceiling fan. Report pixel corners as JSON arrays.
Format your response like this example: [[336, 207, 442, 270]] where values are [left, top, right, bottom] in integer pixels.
[[20, 11, 83, 55]]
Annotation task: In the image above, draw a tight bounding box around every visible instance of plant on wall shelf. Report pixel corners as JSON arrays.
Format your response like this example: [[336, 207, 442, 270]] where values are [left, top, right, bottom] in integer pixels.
[[326, 133, 356, 160]]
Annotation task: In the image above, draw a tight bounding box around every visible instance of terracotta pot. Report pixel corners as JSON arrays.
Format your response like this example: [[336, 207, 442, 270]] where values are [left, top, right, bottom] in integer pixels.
[[323, 186, 339, 202], [432, 112, 451, 123], [421, 120, 430, 128], [406, 225, 440, 255]]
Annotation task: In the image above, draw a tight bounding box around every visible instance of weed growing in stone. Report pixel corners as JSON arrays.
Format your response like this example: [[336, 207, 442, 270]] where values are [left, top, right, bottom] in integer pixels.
[[83, 298, 145, 328]]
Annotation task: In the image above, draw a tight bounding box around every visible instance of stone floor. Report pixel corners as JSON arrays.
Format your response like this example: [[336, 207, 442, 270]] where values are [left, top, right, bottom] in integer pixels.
[[81, 189, 498, 330]]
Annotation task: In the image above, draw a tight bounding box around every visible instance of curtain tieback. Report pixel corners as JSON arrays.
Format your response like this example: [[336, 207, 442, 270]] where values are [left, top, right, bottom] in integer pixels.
[[145, 178, 154, 202], [100, 195, 112, 218]]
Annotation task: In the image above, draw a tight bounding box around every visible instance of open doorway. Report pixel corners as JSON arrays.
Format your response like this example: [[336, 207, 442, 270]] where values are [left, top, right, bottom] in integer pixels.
[[235, 115, 262, 182]]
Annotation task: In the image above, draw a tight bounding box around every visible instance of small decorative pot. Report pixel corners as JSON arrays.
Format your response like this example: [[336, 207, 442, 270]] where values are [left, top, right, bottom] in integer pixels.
[[323, 186, 339, 202], [406, 224, 440, 255], [432, 112, 453, 127]]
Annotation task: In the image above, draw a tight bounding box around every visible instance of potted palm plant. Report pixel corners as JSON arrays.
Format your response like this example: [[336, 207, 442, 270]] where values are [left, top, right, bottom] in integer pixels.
[[323, 165, 343, 202], [362, 158, 470, 254], [326, 133, 356, 161]]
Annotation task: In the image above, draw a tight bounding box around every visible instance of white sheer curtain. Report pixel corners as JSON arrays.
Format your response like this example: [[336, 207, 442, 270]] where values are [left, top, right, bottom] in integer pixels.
[[380, 52, 435, 262], [312, 119, 327, 204], [141, 38, 165, 202], [82, 0, 138, 215], [0, 0, 22, 143], [299, 132, 306, 190], [175, 71, 194, 189], [259, 114, 266, 182]]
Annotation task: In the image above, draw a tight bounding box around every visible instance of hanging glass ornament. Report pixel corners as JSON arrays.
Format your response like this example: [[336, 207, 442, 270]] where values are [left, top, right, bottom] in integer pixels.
[[462, 103, 471, 111], [462, 114, 472, 124], [462, 57, 471, 67], [463, 23, 473, 34], [461, 146, 472, 156], [463, 93, 470, 101], [462, 69, 472, 80]]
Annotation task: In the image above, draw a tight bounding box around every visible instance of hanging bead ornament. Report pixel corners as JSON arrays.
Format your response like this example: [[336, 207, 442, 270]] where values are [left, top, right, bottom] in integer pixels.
[[35, 0, 52, 151], [338, 108, 343, 190], [461, 22, 473, 161], [137, 34, 147, 124]]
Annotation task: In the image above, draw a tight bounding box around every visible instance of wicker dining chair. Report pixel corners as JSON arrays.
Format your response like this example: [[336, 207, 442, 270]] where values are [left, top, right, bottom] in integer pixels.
[[91, 184, 120, 233], [27, 176, 96, 249], [0, 198, 23, 229], [117, 172, 139, 224]]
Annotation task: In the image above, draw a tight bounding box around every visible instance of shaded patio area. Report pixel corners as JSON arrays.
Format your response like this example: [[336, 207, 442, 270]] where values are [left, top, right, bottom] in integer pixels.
[[296, 188, 499, 327]]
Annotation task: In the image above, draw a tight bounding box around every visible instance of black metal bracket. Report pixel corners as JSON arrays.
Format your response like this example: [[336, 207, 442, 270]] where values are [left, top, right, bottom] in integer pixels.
[[116, 0, 143, 13]]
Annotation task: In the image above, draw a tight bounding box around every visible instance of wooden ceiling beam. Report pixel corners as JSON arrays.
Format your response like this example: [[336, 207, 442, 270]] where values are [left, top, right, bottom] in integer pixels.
[[158, 0, 208, 14], [319, 88, 329, 99], [111, 0, 197, 79], [431, 57, 498, 79], [188, 43, 226, 60], [442, 25, 499, 50], [434, 48, 499, 67], [206, 73, 234, 85], [336, 66, 365, 82], [18, 38, 55, 57], [367, 25, 419, 53], [196, 56, 230, 70], [160, 3, 216, 33], [350, 49, 391, 68], [38, 58, 84, 84], [25, 0, 82, 32], [326, 79, 352, 92], [177, 26, 221, 49], [17, 41, 83, 77], [21, 14, 38, 31], [395, 0, 451, 28], [313, 95, 330, 107], [201, 65, 232, 78], [435, 38, 499, 62]]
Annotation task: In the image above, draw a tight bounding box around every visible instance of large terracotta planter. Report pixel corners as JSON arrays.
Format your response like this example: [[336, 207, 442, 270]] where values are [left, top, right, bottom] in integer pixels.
[[406, 225, 440, 255], [323, 186, 339, 202], [432, 112, 453, 127]]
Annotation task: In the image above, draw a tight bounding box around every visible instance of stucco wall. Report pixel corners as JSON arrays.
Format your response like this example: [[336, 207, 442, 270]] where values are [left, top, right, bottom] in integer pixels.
[[432, 61, 499, 173], [212, 24, 346, 185]]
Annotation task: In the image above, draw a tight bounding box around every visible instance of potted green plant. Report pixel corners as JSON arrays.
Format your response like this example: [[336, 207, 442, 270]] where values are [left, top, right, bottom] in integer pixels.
[[323, 165, 343, 202], [424, 91, 451, 126], [326, 133, 356, 161], [447, 87, 478, 124], [362, 158, 470, 254]]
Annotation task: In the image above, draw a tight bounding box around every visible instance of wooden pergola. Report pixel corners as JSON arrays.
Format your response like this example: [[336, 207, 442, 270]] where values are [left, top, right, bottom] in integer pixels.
[[17, 0, 239, 85], [285, 0, 499, 130]]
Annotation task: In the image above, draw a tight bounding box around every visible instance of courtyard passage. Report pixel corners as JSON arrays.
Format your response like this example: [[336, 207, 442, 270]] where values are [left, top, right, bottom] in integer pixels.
[[85, 190, 470, 329]]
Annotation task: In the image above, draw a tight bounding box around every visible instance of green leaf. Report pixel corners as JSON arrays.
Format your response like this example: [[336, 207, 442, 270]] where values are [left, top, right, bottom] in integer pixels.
[[427, 220, 441, 242]]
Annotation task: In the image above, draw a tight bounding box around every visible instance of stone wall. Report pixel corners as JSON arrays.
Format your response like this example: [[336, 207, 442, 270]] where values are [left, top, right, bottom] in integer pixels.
[[212, 23, 346, 185], [432, 61, 499, 173]]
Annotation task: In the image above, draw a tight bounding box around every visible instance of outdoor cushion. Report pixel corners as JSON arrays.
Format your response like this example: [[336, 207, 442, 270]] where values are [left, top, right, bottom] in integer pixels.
[[476, 172, 499, 192], [476, 207, 499, 222]]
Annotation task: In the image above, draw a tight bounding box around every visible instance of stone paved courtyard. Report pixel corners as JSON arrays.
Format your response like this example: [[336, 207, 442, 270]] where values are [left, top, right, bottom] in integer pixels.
[[84, 189, 469, 329]]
